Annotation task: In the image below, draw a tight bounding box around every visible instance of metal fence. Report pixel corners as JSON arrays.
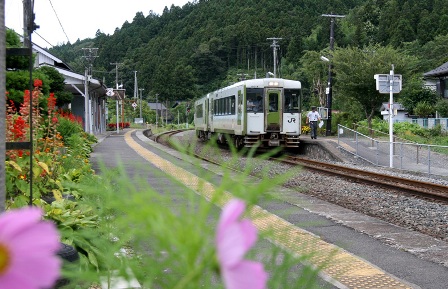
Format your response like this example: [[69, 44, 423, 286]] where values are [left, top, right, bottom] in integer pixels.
[[337, 125, 448, 177]]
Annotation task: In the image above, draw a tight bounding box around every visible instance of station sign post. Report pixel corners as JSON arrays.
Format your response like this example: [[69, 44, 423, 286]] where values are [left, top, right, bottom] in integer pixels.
[[374, 66, 402, 168]]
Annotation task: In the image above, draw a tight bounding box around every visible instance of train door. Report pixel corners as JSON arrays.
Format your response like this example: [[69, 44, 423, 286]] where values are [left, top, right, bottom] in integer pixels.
[[246, 88, 264, 134], [265, 89, 282, 132], [283, 89, 301, 134], [209, 96, 214, 132], [205, 96, 209, 131]]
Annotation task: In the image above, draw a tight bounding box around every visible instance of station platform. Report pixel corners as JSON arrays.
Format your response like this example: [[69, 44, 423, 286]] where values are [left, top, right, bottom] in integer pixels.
[[90, 129, 448, 289]]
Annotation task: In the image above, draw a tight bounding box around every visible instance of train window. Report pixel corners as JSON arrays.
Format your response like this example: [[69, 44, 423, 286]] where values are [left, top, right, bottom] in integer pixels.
[[247, 88, 263, 112], [269, 93, 278, 112], [213, 95, 237, 116], [196, 104, 203, 118], [284, 89, 300, 113]]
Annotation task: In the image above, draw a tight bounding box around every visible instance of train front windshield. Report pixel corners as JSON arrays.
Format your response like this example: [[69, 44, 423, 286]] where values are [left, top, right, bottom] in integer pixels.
[[284, 89, 300, 113]]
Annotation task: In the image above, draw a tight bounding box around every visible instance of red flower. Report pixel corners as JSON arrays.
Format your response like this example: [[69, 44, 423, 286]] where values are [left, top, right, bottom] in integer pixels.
[[52, 117, 58, 124], [12, 116, 27, 140], [19, 90, 31, 116], [33, 79, 43, 88], [48, 93, 57, 111]]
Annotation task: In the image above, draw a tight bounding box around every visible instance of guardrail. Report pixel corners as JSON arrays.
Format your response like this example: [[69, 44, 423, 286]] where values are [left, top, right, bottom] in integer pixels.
[[337, 124, 448, 177]]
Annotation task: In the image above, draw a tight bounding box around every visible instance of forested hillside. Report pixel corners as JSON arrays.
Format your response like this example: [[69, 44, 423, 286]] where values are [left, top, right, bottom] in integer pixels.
[[47, 0, 448, 119]]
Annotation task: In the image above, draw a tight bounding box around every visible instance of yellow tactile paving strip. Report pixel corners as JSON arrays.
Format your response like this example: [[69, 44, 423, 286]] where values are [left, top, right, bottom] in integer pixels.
[[124, 130, 414, 289]]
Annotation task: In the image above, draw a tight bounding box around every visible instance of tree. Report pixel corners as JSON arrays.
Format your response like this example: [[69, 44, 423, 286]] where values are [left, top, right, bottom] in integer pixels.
[[414, 101, 434, 117], [298, 50, 329, 108], [35, 66, 73, 106], [6, 29, 30, 70], [6, 70, 50, 107], [191, 39, 226, 85], [44, 0, 448, 115], [332, 44, 418, 128], [435, 99, 448, 117], [399, 76, 438, 115], [171, 64, 198, 100]]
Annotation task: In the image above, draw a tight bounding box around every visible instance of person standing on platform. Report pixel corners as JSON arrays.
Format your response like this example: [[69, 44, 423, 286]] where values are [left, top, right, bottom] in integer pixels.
[[306, 106, 321, 139]]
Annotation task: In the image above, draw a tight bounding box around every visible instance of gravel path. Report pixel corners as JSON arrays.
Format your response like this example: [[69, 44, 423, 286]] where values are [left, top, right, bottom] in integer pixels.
[[170, 131, 448, 243]]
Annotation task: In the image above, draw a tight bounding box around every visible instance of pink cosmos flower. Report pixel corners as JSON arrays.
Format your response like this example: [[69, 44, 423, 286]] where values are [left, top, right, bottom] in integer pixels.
[[216, 199, 268, 289], [0, 207, 61, 289]]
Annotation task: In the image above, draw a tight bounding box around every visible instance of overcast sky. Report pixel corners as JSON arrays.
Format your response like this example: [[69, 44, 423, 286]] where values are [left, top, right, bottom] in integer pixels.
[[5, 0, 191, 48]]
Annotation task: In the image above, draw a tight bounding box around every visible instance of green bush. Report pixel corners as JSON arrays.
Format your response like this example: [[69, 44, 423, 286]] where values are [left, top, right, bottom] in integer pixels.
[[64, 133, 95, 158], [57, 116, 84, 142], [394, 122, 427, 136], [354, 120, 447, 145]]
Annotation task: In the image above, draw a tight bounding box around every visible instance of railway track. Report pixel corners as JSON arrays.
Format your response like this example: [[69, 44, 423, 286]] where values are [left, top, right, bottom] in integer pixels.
[[153, 129, 188, 143], [155, 129, 448, 203], [274, 156, 448, 203]]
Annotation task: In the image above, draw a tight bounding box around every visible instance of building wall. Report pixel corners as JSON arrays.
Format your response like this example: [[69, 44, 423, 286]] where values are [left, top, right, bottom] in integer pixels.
[[397, 118, 448, 131], [72, 95, 85, 127]]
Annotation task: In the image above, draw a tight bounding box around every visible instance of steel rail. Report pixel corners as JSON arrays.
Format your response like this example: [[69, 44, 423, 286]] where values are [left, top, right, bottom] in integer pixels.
[[277, 156, 448, 203], [156, 130, 448, 203]]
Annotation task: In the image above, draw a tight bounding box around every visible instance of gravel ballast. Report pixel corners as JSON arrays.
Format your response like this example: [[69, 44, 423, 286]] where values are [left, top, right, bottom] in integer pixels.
[[171, 131, 448, 243]]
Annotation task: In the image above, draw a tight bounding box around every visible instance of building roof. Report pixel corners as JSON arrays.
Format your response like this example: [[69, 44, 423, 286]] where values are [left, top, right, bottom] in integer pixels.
[[28, 39, 106, 97], [148, 102, 167, 110], [423, 62, 448, 78], [381, 102, 406, 111], [50, 66, 106, 96]]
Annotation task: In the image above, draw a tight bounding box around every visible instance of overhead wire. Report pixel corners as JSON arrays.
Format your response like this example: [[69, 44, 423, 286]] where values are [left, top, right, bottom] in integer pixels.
[[33, 31, 55, 47], [47, 0, 71, 44]]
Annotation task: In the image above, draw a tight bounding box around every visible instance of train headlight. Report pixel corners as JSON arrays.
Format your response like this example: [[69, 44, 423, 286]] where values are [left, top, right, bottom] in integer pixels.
[[268, 81, 279, 86]]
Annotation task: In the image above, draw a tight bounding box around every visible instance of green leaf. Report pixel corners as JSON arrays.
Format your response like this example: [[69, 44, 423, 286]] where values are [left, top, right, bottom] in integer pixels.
[[38, 161, 50, 174], [6, 160, 22, 172]]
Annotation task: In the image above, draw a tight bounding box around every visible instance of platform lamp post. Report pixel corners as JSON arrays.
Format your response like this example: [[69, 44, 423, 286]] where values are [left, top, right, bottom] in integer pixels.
[[322, 13, 345, 136]]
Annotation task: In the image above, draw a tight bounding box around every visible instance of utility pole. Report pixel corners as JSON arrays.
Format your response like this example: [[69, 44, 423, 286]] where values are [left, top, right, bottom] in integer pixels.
[[133, 71, 138, 99], [23, 0, 38, 48], [82, 48, 98, 134], [267, 37, 282, 78], [155, 93, 159, 127], [110, 62, 123, 89], [139, 88, 144, 119], [321, 14, 345, 136]]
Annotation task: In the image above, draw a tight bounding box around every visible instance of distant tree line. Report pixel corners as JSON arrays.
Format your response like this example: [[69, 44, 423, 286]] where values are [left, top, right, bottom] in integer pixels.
[[8, 0, 448, 126]]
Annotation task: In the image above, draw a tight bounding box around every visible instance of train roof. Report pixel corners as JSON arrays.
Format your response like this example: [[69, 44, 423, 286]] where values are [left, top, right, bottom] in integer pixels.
[[195, 78, 302, 103], [222, 78, 301, 90]]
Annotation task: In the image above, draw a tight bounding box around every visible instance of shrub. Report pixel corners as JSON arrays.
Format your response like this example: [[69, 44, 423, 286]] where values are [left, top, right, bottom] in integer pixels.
[[57, 116, 84, 142], [107, 122, 130, 130]]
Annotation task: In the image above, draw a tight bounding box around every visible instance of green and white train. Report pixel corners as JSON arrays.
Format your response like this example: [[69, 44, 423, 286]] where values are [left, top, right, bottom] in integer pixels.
[[194, 78, 302, 149]]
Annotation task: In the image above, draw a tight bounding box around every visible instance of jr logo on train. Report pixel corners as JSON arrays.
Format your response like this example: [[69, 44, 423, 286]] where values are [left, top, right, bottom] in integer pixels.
[[194, 78, 302, 149]]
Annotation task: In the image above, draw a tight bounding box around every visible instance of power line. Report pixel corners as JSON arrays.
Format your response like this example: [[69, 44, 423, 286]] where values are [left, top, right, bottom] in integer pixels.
[[33, 31, 54, 47], [47, 0, 71, 43]]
